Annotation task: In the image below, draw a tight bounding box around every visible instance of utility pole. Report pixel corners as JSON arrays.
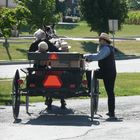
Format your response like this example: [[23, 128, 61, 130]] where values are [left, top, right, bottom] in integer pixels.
[[6, 0, 8, 7]]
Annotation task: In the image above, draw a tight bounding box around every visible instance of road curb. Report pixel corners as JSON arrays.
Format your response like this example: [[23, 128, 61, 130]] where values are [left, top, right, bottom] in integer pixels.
[[0, 60, 32, 65]]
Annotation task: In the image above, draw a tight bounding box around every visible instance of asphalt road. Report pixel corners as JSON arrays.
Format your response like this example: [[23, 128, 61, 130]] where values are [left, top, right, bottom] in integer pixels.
[[0, 58, 140, 140], [0, 58, 140, 79], [0, 96, 140, 140]]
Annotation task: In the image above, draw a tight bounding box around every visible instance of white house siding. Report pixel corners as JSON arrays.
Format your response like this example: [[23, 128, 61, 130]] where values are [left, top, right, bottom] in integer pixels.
[[0, 0, 16, 8]]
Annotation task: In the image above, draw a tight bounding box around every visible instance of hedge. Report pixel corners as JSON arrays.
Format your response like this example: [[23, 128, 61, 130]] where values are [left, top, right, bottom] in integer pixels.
[[125, 11, 140, 25]]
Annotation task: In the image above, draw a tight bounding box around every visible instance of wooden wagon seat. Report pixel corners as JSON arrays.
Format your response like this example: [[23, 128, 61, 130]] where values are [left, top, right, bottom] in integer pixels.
[[28, 52, 85, 69]]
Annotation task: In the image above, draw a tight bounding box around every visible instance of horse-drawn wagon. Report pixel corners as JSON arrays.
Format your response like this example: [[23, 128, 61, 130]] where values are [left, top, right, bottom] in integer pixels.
[[12, 47, 99, 121]]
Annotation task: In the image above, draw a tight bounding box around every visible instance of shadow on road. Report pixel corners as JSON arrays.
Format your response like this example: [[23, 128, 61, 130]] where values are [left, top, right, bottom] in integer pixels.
[[105, 117, 124, 122], [16, 48, 28, 56], [22, 105, 100, 126], [81, 41, 98, 53]]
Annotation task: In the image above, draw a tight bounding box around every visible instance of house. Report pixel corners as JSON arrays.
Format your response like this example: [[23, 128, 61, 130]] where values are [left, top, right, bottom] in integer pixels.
[[0, 0, 16, 8], [65, 0, 80, 16]]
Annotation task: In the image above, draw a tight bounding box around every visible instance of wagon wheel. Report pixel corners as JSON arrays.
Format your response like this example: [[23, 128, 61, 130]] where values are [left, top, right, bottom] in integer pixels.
[[94, 80, 99, 114], [12, 70, 20, 120], [90, 71, 99, 121], [26, 96, 29, 114]]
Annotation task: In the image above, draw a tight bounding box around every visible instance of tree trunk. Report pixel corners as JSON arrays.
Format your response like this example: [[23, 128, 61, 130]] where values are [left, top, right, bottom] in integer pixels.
[[3, 38, 12, 60]]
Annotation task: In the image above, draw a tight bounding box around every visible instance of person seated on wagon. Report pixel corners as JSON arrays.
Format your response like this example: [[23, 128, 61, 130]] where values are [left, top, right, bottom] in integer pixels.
[[29, 29, 59, 52], [36, 41, 48, 53], [33, 41, 49, 68], [29, 29, 66, 110]]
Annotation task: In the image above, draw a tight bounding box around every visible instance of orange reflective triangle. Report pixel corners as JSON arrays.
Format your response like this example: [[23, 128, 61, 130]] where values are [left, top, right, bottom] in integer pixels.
[[43, 75, 62, 88]]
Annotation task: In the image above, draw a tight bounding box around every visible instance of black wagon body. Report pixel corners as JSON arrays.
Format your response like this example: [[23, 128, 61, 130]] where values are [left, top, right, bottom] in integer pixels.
[[26, 52, 87, 98]]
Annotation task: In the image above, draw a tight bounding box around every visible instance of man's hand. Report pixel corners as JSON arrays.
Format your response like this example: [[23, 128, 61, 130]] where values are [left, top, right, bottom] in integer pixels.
[[83, 54, 93, 62]]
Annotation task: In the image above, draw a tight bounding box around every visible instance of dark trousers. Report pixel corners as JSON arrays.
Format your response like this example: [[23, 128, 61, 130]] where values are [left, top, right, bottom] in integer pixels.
[[45, 97, 66, 106], [86, 69, 116, 115]]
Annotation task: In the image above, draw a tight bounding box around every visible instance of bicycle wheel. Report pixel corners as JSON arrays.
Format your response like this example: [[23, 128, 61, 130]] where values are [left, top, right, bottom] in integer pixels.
[[12, 70, 20, 120]]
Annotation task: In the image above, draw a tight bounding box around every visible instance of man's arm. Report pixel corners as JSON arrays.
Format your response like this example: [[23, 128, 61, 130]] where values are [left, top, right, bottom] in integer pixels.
[[84, 46, 111, 61]]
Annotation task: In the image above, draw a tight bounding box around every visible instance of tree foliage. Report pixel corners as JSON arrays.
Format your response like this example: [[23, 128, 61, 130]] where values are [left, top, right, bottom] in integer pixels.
[[0, 1, 30, 38], [14, 2, 31, 30], [127, 0, 140, 10], [0, 8, 15, 38], [17, 0, 60, 31], [56, 0, 66, 14], [125, 11, 140, 24], [0, 2, 30, 60], [80, 0, 128, 35]]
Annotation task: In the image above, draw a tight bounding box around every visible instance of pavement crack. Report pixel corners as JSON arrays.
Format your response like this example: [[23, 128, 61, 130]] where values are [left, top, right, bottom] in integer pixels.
[[54, 128, 97, 140]]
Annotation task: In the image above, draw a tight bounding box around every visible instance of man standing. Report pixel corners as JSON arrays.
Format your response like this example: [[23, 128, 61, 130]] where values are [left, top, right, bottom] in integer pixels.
[[84, 33, 116, 118]]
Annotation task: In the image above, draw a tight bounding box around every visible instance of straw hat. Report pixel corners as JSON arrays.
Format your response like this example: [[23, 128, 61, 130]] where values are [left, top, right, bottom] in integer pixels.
[[99, 32, 111, 43], [38, 41, 48, 52]]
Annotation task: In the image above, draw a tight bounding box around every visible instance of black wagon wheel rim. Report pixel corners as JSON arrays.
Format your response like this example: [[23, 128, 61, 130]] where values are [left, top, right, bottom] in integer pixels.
[[94, 80, 99, 114], [90, 71, 99, 120], [90, 70, 95, 120], [90, 95, 94, 120], [91, 94, 99, 120], [12, 70, 20, 120]]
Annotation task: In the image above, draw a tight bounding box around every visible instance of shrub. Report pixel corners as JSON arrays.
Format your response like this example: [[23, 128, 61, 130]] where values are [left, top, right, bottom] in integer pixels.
[[125, 11, 140, 24]]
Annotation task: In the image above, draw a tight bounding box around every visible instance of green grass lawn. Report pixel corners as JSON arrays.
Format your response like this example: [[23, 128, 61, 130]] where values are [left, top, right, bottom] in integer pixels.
[[56, 21, 140, 38], [116, 24, 140, 38], [99, 73, 140, 97], [0, 42, 31, 60], [0, 40, 140, 60], [115, 41, 140, 57], [56, 21, 98, 38], [0, 22, 140, 60], [0, 73, 140, 105]]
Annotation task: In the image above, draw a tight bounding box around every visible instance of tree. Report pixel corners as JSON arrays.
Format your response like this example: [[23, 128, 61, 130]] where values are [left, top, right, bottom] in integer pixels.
[[127, 0, 140, 10], [18, 0, 60, 31], [14, 2, 31, 31], [0, 8, 15, 59], [55, 0, 66, 20], [0, 2, 30, 60], [80, 0, 128, 35], [0, 1, 30, 37], [0, 8, 15, 38]]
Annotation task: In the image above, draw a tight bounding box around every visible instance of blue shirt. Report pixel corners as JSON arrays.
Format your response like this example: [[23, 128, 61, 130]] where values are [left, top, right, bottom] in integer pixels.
[[84, 45, 111, 61]]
